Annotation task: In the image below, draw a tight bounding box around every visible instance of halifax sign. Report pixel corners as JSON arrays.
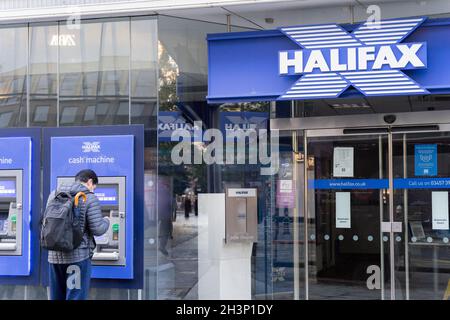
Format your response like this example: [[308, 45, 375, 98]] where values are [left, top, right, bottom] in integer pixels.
[[206, 16, 450, 103]]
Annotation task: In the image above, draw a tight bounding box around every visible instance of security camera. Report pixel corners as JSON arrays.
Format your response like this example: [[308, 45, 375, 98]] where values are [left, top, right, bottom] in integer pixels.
[[383, 114, 396, 124]]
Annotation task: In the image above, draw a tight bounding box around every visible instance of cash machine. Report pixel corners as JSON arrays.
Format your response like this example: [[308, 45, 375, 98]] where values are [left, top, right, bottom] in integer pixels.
[[45, 130, 142, 287], [56, 176, 126, 266], [0, 171, 23, 256]]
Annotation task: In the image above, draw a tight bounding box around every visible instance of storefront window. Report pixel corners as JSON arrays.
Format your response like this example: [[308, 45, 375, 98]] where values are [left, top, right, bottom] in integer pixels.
[[130, 17, 159, 300], [0, 25, 27, 127], [0, 15, 158, 300], [29, 23, 58, 127], [59, 18, 130, 126], [157, 16, 267, 299]]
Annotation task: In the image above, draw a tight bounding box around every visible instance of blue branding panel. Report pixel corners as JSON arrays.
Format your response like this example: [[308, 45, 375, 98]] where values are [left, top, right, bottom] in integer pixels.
[[394, 178, 450, 189], [207, 17, 450, 103], [310, 178, 450, 190], [310, 179, 388, 189], [278, 18, 428, 99], [50, 135, 134, 280], [415, 144, 437, 176], [0, 137, 32, 277]]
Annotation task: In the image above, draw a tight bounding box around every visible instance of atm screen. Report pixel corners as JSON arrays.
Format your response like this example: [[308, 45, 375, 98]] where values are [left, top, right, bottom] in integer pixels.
[[95, 186, 118, 206], [0, 180, 15, 198]]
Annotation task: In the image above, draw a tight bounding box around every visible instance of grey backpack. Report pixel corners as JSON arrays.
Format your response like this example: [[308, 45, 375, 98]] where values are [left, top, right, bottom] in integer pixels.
[[40, 191, 86, 252]]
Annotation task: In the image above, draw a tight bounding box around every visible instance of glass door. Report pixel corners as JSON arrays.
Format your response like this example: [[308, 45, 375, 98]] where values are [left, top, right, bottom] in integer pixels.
[[305, 130, 391, 299], [393, 128, 450, 300]]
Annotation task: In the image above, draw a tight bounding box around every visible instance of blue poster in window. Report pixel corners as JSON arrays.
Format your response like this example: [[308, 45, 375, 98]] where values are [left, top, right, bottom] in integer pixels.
[[415, 144, 437, 176]]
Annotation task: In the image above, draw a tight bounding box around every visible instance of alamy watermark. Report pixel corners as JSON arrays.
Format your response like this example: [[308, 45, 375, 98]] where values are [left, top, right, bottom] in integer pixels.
[[66, 265, 81, 290], [49, 6, 81, 47], [366, 265, 381, 290], [366, 5, 381, 29], [170, 121, 280, 176]]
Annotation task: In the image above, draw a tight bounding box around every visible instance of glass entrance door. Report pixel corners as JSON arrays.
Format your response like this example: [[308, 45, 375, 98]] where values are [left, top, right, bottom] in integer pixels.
[[392, 129, 450, 300], [305, 130, 390, 299], [302, 126, 450, 300]]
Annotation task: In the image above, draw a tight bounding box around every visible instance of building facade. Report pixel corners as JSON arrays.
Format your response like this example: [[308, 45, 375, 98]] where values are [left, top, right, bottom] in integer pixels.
[[0, 0, 449, 300]]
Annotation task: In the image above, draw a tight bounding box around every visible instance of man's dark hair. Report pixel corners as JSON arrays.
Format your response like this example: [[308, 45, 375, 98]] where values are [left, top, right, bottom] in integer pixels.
[[75, 169, 98, 185]]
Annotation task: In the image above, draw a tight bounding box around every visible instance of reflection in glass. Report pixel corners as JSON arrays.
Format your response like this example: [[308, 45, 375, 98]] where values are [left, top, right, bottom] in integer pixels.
[[131, 18, 157, 128], [30, 23, 57, 127], [33, 106, 50, 123], [59, 18, 130, 126], [0, 26, 27, 126], [60, 106, 78, 124]]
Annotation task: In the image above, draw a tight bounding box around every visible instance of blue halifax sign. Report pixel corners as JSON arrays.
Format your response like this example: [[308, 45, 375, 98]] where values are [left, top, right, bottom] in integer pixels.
[[207, 17, 450, 103], [278, 18, 427, 99]]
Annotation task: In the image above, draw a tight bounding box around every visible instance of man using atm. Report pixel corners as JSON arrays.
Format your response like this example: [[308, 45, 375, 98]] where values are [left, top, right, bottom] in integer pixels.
[[46, 169, 110, 300]]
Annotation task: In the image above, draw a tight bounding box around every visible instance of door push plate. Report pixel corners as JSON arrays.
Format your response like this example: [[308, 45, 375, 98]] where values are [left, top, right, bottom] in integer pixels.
[[381, 221, 403, 232], [392, 222, 403, 232]]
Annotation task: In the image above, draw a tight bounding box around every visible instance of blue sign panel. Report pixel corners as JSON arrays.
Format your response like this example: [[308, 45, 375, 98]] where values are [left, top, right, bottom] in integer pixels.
[[277, 18, 428, 100], [310, 178, 450, 190], [50, 135, 134, 280], [0, 180, 16, 198], [310, 179, 389, 189], [0, 137, 32, 277], [207, 17, 450, 103], [415, 144, 437, 176], [394, 178, 450, 189]]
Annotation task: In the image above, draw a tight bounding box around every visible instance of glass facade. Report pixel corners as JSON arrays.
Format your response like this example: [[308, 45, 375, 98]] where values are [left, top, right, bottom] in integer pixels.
[[0, 25, 27, 127], [0, 16, 160, 300], [156, 16, 275, 300], [1, 6, 448, 301], [0, 14, 281, 301]]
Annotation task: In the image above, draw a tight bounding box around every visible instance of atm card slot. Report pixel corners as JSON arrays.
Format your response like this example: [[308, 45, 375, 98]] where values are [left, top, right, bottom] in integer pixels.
[[0, 242, 16, 251], [92, 252, 119, 261]]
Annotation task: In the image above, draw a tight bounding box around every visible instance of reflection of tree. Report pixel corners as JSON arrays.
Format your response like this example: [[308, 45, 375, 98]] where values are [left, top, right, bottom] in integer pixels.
[[158, 41, 179, 111]]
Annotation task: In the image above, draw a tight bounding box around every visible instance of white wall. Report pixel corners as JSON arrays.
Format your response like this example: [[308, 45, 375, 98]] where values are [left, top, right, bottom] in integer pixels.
[[197, 193, 253, 300]]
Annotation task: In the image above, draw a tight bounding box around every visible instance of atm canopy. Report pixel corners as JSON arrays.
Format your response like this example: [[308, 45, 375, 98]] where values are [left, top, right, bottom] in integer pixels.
[[207, 17, 450, 104]]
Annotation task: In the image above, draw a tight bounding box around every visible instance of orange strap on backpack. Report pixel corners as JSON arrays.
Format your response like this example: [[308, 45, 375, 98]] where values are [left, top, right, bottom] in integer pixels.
[[74, 192, 87, 207]]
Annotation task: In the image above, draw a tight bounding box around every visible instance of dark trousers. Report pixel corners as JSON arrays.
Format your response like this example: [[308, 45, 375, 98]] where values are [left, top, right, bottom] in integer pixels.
[[49, 258, 92, 300]]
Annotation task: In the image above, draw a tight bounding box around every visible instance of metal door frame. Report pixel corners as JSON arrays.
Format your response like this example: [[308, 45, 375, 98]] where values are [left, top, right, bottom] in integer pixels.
[[271, 110, 450, 300]]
